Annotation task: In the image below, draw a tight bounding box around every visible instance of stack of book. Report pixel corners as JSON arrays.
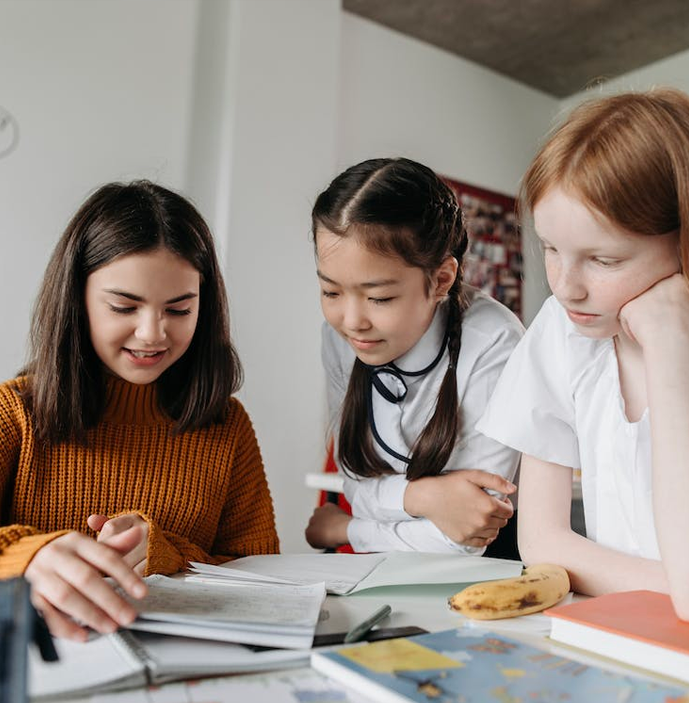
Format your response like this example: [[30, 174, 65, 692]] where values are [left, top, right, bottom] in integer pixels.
[[545, 589, 689, 685]]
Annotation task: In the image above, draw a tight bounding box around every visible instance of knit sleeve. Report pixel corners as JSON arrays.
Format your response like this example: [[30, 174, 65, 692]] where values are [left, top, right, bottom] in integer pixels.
[[0, 381, 70, 577], [209, 401, 279, 557], [141, 400, 279, 575]]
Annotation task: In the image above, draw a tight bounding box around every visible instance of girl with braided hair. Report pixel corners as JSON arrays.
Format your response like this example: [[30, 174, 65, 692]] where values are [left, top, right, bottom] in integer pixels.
[[305, 157, 523, 554]]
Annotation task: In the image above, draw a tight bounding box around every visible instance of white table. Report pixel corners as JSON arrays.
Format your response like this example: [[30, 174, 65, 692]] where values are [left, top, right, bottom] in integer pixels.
[[36, 576, 684, 702]]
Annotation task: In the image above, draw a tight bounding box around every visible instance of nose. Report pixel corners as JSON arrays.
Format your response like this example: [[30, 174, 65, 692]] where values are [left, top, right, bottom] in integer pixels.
[[134, 311, 166, 346], [342, 297, 370, 332], [549, 260, 587, 303]]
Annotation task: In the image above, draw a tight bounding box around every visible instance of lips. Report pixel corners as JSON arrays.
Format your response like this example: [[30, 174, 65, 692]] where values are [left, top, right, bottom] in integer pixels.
[[349, 338, 382, 351], [566, 309, 600, 325], [123, 348, 167, 366]]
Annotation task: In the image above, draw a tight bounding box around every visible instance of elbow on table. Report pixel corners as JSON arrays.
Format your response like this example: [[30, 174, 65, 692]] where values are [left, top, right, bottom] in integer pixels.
[[517, 536, 558, 568]]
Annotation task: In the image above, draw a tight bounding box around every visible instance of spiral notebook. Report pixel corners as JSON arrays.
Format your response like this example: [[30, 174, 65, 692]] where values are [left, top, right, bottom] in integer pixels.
[[29, 630, 310, 701]]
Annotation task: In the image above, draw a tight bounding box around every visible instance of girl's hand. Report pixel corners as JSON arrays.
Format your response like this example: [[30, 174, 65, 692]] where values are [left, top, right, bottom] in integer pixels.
[[404, 470, 516, 547], [305, 504, 352, 549], [619, 273, 689, 348], [88, 513, 149, 575], [24, 530, 148, 641]]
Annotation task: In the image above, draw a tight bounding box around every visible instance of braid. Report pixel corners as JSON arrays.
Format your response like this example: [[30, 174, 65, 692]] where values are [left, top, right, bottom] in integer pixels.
[[406, 199, 467, 480], [339, 359, 395, 478], [313, 157, 469, 480]]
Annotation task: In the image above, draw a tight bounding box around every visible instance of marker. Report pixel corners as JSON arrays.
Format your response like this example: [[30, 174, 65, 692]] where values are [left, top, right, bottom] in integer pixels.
[[343, 604, 392, 644]]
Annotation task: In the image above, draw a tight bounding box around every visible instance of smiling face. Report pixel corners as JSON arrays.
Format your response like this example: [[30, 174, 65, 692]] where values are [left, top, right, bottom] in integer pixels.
[[316, 227, 456, 366], [85, 247, 200, 383], [533, 187, 680, 339]]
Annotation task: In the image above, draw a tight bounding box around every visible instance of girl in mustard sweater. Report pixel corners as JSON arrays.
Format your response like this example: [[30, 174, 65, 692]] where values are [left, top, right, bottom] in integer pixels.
[[0, 181, 279, 640]]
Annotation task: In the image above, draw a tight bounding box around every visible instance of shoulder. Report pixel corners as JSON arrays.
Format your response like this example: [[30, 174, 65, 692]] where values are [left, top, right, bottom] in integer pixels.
[[321, 321, 350, 356], [0, 376, 31, 434], [0, 376, 29, 411], [523, 296, 609, 371], [526, 295, 568, 335], [321, 321, 355, 381], [460, 286, 525, 352], [223, 396, 255, 436]]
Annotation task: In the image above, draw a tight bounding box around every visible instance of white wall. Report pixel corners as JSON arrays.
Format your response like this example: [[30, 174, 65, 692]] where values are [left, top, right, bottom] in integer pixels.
[[185, 0, 342, 553], [560, 46, 689, 113], [339, 14, 557, 325], [0, 0, 197, 377]]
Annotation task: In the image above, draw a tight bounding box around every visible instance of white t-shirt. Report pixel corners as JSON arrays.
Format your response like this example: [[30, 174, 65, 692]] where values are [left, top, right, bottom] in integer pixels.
[[322, 286, 523, 553], [477, 295, 660, 560]]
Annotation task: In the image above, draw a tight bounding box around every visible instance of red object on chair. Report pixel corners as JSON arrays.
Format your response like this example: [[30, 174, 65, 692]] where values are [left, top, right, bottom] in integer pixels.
[[319, 439, 354, 554]]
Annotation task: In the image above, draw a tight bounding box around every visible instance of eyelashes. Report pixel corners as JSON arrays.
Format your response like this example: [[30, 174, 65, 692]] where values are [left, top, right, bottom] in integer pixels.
[[320, 291, 394, 304], [107, 305, 192, 316]]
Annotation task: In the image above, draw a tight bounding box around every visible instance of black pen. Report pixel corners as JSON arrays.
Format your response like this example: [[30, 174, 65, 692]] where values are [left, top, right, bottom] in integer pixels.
[[344, 604, 392, 644]]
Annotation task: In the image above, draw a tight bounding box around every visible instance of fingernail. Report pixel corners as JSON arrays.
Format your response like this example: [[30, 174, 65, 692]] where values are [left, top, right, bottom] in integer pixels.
[[133, 583, 147, 598], [119, 608, 136, 626]]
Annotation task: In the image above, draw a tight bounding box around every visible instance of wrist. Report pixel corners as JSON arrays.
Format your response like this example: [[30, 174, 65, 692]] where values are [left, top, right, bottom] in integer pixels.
[[337, 515, 353, 546], [403, 477, 430, 517]]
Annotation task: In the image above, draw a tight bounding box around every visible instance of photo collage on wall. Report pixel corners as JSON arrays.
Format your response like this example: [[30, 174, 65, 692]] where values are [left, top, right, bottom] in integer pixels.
[[443, 177, 522, 320]]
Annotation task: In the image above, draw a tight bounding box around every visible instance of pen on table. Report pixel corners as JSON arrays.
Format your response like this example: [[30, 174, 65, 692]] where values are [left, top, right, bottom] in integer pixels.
[[344, 604, 392, 644]]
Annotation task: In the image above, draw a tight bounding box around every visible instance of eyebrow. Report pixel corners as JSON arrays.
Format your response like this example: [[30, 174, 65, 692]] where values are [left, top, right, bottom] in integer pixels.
[[103, 289, 198, 304], [316, 271, 399, 288]]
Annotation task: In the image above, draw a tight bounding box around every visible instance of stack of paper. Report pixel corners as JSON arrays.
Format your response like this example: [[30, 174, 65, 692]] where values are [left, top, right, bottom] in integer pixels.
[[188, 553, 523, 595], [124, 574, 326, 649], [188, 553, 386, 594]]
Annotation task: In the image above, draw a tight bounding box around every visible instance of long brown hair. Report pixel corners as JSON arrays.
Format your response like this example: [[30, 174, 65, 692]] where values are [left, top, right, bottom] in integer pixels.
[[312, 158, 469, 480], [522, 88, 689, 275], [23, 180, 242, 443]]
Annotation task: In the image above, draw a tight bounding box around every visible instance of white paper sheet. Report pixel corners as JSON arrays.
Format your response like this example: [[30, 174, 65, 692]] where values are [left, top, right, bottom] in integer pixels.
[[188, 553, 386, 595]]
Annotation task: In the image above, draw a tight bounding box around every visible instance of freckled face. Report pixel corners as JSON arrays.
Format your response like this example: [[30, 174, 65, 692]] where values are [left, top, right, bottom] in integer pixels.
[[316, 228, 443, 366], [533, 187, 680, 339], [85, 248, 200, 383]]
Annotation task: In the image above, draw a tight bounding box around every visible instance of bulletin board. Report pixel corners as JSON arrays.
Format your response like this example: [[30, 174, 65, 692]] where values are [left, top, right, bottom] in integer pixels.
[[443, 177, 522, 320]]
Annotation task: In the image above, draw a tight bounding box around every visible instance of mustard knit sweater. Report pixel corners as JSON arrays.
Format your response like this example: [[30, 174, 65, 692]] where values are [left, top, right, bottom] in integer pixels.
[[0, 376, 279, 578]]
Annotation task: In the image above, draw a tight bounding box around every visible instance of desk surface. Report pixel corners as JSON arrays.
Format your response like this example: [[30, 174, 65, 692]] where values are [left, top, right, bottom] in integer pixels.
[[37, 578, 685, 702]]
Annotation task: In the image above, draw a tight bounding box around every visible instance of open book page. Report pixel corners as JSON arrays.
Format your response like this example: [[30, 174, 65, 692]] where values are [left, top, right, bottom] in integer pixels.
[[124, 575, 326, 649], [188, 553, 522, 596], [131, 632, 311, 681], [348, 553, 522, 593], [188, 553, 386, 594], [28, 632, 146, 701]]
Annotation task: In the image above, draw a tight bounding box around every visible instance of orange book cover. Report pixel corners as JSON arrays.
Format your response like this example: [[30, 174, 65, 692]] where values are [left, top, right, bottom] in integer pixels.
[[545, 590, 689, 655]]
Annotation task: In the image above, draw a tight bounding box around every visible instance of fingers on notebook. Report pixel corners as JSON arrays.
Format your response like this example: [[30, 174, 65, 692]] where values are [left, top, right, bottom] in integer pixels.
[[89, 513, 150, 572], [32, 593, 90, 642], [25, 531, 148, 638]]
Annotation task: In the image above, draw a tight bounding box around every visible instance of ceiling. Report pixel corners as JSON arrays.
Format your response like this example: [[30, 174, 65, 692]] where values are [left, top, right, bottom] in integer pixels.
[[343, 0, 689, 98]]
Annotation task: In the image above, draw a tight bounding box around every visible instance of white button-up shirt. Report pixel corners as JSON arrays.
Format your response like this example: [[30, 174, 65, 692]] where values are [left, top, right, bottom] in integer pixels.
[[322, 286, 523, 553], [477, 295, 660, 560]]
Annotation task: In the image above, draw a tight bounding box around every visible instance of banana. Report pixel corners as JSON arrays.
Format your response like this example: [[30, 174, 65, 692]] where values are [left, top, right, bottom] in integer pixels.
[[448, 563, 570, 620]]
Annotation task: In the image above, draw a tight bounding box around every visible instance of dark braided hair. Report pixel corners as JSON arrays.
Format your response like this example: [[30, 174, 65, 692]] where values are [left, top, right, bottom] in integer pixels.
[[312, 158, 469, 480]]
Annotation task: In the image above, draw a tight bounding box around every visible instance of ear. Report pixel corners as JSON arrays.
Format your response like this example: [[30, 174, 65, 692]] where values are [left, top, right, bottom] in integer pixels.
[[431, 256, 458, 299]]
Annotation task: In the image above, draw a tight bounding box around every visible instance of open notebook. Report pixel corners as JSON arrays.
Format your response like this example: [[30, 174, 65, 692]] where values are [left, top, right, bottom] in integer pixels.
[[188, 552, 523, 595], [122, 574, 326, 649], [28, 630, 310, 701]]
